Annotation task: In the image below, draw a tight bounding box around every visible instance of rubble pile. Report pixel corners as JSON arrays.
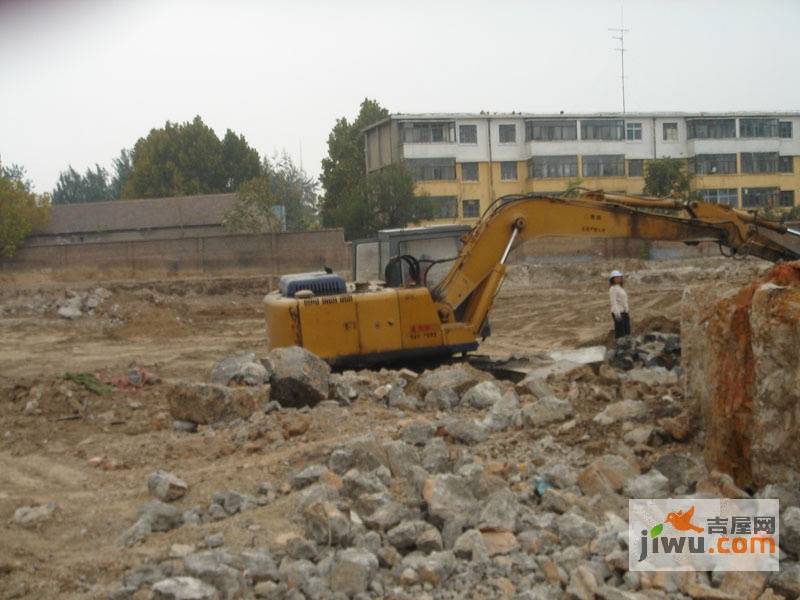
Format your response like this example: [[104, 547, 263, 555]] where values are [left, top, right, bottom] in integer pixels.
[[99, 335, 800, 600]]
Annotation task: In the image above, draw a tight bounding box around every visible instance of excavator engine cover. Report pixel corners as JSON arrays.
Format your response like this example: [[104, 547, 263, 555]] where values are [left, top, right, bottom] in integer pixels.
[[278, 272, 347, 298]]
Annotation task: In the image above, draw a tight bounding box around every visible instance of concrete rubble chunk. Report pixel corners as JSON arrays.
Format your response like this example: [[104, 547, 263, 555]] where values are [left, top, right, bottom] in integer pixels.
[[453, 529, 490, 561], [478, 488, 520, 531], [291, 464, 328, 489], [482, 390, 521, 431], [480, 530, 520, 556], [265, 346, 330, 408], [515, 377, 554, 399], [168, 382, 261, 425], [422, 438, 453, 474], [183, 550, 244, 599], [567, 565, 599, 600], [424, 387, 460, 410], [441, 417, 489, 445], [148, 470, 188, 502], [240, 549, 279, 583], [624, 367, 678, 387], [151, 576, 219, 600], [556, 511, 599, 547], [137, 500, 182, 532], [522, 396, 574, 427], [462, 381, 503, 409], [416, 364, 481, 395], [593, 400, 647, 426], [303, 501, 352, 546], [781, 506, 800, 557], [13, 502, 57, 527], [423, 474, 479, 524], [401, 419, 436, 446], [329, 548, 378, 596], [578, 454, 639, 496], [210, 352, 270, 386], [623, 469, 670, 499], [387, 520, 437, 550]]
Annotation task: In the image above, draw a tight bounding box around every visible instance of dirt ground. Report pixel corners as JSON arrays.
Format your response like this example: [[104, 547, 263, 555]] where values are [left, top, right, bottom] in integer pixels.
[[0, 256, 771, 598]]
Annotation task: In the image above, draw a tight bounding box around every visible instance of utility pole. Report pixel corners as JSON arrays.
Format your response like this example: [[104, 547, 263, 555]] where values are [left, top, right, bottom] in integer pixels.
[[609, 5, 629, 114]]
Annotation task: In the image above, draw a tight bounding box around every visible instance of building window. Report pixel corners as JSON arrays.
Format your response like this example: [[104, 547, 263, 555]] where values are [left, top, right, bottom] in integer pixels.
[[527, 155, 578, 179], [686, 119, 736, 139], [780, 190, 796, 207], [459, 125, 477, 144], [689, 154, 737, 175], [406, 158, 456, 181], [628, 159, 644, 177], [400, 121, 456, 143], [697, 188, 738, 206], [582, 155, 625, 177], [742, 187, 778, 208], [498, 124, 517, 144], [779, 121, 793, 139], [428, 196, 458, 219], [779, 156, 794, 173], [525, 119, 578, 141], [740, 118, 779, 138], [462, 199, 481, 218], [461, 162, 479, 181], [581, 119, 624, 141], [741, 152, 779, 174], [625, 122, 642, 140], [500, 161, 518, 180], [663, 122, 679, 142]]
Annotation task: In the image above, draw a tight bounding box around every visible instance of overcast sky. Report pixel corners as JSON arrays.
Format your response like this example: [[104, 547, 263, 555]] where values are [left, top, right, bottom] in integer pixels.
[[2, 0, 799, 194]]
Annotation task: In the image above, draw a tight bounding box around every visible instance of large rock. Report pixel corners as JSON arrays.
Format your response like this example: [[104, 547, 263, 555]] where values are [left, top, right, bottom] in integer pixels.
[[422, 474, 479, 524], [151, 577, 219, 600], [416, 364, 482, 395], [522, 396, 573, 427], [210, 352, 270, 386], [577, 455, 639, 496], [623, 469, 670, 499], [168, 383, 261, 425], [13, 502, 57, 527], [148, 470, 188, 502], [264, 346, 330, 408], [683, 263, 800, 487], [329, 548, 378, 596], [462, 381, 503, 409], [137, 500, 182, 532]]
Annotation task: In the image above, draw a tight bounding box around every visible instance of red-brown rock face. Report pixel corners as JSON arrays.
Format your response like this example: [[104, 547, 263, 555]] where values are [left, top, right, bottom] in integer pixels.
[[682, 262, 800, 488]]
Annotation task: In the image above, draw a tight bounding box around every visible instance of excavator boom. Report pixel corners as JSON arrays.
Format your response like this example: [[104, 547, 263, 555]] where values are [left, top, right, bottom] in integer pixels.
[[265, 192, 800, 365]]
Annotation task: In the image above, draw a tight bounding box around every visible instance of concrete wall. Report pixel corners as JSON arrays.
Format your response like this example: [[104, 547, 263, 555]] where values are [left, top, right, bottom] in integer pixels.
[[1, 229, 351, 280]]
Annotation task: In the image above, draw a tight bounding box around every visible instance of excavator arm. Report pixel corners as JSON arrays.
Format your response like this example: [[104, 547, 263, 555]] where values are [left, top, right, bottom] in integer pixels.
[[266, 191, 800, 365], [431, 192, 800, 343]]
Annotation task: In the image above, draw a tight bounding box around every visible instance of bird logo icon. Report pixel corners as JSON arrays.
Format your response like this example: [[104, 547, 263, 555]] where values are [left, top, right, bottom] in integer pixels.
[[648, 505, 705, 538], [665, 505, 704, 533]]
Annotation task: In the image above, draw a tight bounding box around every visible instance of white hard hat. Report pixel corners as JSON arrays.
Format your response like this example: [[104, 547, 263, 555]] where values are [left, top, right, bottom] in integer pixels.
[[610, 270, 623, 278]]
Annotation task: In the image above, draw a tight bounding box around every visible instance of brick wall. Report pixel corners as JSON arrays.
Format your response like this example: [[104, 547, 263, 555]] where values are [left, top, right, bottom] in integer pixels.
[[0, 229, 351, 279]]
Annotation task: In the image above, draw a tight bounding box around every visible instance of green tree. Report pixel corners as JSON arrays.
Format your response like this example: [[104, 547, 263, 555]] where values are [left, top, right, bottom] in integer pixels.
[[319, 98, 389, 235], [359, 162, 431, 238], [123, 116, 261, 198], [223, 176, 282, 233], [0, 161, 49, 258], [109, 148, 133, 199], [643, 158, 694, 199], [224, 153, 319, 233], [52, 164, 112, 204]]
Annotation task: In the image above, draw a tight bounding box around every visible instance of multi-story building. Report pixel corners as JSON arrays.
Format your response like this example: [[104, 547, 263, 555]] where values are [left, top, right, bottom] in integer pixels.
[[363, 112, 800, 222]]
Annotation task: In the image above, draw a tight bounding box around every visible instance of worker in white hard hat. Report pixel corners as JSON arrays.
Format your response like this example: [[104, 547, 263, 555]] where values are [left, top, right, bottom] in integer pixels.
[[608, 270, 630, 339]]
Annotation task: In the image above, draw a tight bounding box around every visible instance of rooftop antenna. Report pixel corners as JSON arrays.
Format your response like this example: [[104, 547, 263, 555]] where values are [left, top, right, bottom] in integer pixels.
[[609, 4, 628, 113]]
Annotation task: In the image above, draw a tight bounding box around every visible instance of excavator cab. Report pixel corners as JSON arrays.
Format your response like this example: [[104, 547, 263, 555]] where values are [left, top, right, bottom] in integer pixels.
[[352, 224, 471, 288]]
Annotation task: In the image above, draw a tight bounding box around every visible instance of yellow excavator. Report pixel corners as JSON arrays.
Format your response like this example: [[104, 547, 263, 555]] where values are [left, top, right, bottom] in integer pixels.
[[265, 191, 800, 366]]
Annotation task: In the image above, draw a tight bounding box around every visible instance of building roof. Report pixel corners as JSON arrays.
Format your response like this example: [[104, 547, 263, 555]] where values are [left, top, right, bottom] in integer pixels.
[[42, 193, 237, 235], [364, 111, 800, 131]]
